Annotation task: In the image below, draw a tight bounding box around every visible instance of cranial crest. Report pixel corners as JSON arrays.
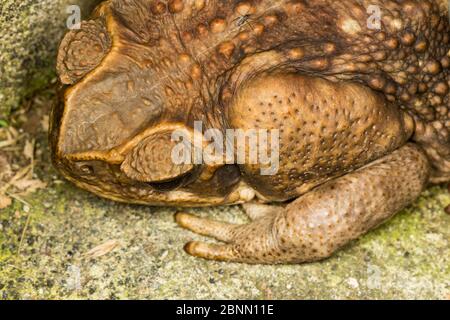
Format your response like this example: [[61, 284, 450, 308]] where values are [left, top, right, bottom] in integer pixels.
[[57, 19, 112, 85]]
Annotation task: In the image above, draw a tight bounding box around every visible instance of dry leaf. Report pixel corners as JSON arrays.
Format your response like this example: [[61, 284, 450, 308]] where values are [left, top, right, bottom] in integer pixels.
[[84, 239, 122, 259], [8, 127, 19, 139], [0, 164, 32, 194], [0, 136, 16, 149], [12, 179, 47, 193], [0, 154, 12, 181], [23, 140, 34, 160], [0, 194, 12, 209], [41, 115, 49, 132]]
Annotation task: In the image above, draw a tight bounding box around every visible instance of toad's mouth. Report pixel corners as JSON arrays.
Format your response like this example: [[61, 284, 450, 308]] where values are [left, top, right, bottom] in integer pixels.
[[144, 169, 200, 192], [60, 123, 199, 184], [53, 154, 248, 208]]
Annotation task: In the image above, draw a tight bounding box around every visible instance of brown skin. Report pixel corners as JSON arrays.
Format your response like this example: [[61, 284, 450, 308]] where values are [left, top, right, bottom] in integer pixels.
[[51, 0, 450, 264]]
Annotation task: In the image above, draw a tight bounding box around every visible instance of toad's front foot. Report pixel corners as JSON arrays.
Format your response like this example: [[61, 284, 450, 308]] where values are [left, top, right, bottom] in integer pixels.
[[175, 144, 430, 264]]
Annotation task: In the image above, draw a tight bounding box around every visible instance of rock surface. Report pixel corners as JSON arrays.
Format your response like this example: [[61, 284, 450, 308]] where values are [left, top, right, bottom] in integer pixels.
[[1, 176, 449, 299], [0, 0, 101, 119]]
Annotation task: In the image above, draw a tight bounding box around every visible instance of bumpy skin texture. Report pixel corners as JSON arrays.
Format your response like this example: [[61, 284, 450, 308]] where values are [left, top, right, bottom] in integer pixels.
[[177, 143, 430, 263], [57, 20, 112, 85], [51, 0, 450, 264]]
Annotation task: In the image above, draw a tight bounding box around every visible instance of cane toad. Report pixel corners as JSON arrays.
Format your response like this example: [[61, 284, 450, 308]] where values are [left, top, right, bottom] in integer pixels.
[[51, 0, 450, 264]]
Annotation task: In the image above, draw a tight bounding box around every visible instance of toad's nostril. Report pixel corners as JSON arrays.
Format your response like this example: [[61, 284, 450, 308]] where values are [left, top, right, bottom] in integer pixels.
[[57, 19, 111, 85]]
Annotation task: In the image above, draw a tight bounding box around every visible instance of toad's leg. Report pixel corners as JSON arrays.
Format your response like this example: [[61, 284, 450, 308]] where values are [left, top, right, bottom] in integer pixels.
[[241, 203, 284, 220], [175, 143, 429, 264]]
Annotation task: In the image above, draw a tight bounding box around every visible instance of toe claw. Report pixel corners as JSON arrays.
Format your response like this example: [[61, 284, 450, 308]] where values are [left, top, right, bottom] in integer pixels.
[[183, 241, 237, 262], [174, 212, 191, 228], [175, 212, 237, 242]]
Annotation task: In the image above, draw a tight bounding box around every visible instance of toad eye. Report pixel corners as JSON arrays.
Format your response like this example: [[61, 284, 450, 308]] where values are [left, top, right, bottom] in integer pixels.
[[80, 165, 94, 175], [74, 163, 94, 175]]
